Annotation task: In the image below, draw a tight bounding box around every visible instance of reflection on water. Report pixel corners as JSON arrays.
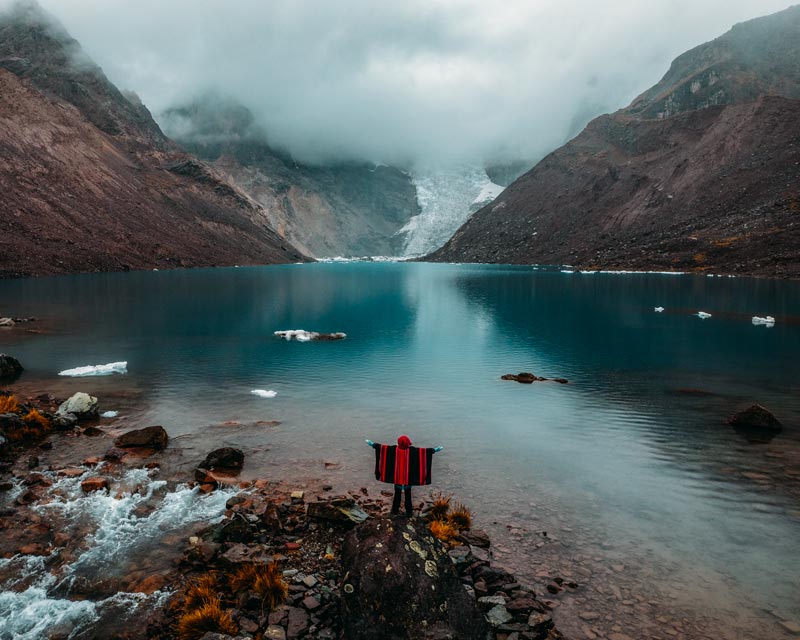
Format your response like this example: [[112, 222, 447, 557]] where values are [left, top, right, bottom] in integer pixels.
[[1, 263, 799, 638]]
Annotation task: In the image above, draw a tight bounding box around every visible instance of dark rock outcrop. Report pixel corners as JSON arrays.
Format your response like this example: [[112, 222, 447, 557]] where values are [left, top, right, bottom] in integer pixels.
[[202, 447, 244, 471], [428, 6, 800, 278], [341, 517, 491, 640], [114, 425, 169, 450], [0, 3, 307, 278], [728, 404, 782, 431], [0, 354, 23, 380]]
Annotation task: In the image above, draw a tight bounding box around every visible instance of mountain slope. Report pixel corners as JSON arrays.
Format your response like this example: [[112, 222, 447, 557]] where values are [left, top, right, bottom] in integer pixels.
[[163, 97, 420, 258], [428, 5, 800, 277], [0, 2, 306, 277]]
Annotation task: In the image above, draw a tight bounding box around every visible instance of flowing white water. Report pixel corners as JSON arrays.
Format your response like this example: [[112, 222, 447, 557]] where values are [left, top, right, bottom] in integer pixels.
[[400, 166, 504, 256], [0, 468, 234, 639]]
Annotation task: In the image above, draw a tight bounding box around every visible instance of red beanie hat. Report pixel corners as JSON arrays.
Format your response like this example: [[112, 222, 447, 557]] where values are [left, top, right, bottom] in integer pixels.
[[397, 434, 412, 449]]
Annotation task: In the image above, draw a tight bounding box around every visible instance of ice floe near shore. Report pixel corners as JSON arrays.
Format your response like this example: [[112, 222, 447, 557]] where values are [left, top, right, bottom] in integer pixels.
[[696, 311, 712, 319], [654, 306, 665, 312], [100, 410, 118, 418], [251, 389, 277, 398], [58, 361, 127, 377], [274, 330, 346, 341], [752, 315, 776, 327]]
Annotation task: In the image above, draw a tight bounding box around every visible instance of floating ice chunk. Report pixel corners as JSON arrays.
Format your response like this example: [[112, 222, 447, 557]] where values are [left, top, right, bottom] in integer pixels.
[[696, 311, 712, 319], [654, 307, 665, 313], [100, 411, 118, 418], [561, 270, 575, 274], [59, 361, 127, 377], [251, 389, 277, 398], [274, 330, 346, 341], [752, 315, 775, 327]]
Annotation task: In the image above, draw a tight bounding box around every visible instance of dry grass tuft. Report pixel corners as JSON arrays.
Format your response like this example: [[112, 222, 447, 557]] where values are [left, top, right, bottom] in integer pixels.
[[229, 562, 287, 612], [176, 598, 237, 640], [428, 492, 452, 522], [0, 394, 19, 414], [23, 408, 51, 430], [184, 574, 220, 612], [447, 502, 473, 532], [429, 519, 460, 544]]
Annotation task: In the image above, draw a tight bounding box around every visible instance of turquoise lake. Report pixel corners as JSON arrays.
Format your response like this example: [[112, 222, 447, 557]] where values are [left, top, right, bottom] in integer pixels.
[[1, 262, 799, 639]]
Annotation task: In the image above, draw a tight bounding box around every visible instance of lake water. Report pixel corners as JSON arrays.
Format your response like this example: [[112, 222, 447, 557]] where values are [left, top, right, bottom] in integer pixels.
[[1, 262, 799, 639]]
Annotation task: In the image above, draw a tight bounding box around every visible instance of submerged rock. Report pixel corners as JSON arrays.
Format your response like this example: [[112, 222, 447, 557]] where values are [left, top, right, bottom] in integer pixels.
[[501, 372, 539, 383], [114, 425, 169, 450], [0, 354, 23, 380], [57, 392, 98, 420], [728, 404, 782, 431], [341, 517, 490, 639]]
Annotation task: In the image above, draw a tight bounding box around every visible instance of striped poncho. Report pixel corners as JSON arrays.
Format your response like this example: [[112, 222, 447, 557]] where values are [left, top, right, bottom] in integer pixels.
[[372, 443, 434, 486]]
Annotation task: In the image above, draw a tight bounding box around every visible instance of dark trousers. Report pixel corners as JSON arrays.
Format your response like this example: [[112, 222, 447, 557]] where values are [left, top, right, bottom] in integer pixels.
[[391, 485, 413, 516]]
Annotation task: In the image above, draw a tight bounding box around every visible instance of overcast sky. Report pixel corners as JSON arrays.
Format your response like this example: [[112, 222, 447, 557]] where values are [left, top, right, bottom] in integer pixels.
[[32, 0, 795, 166]]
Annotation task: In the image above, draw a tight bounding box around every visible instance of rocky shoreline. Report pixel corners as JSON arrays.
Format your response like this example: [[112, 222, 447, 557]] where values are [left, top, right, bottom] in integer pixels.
[[0, 378, 571, 640]]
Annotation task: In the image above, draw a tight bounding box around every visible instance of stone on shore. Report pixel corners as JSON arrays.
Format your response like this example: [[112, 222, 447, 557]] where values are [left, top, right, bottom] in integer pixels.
[[0, 354, 23, 380], [114, 425, 169, 450], [341, 517, 490, 639], [728, 404, 782, 431], [81, 477, 109, 493], [307, 498, 368, 526], [57, 392, 98, 420], [201, 447, 244, 471]]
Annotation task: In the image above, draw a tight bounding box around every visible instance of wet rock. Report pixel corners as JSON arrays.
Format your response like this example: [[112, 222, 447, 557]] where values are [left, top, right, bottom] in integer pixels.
[[202, 447, 244, 471], [341, 517, 490, 639], [501, 372, 539, 383], [265, 626, 286, 640], [81, 477, 109, 493], [52, 413, 78, 430], [486, 604, 513, 626], [114, 425, 168, 450], [0, 412, 24, 435], [0, 354, 23, 380], [286, 606, 309, 638], [57, 392, 98, 420], [728, 404, 782, 430], [459, 529, 491, 548], [307, 498, 368, 526]]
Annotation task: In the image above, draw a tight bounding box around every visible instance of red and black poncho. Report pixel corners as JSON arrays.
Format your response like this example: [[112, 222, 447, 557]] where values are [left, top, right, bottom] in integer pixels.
[[372, 442, 434, 486]]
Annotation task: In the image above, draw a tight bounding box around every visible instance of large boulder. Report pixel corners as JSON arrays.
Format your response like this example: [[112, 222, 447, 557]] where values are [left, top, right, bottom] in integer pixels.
[[114, 425, 169, 450], [57, 392, 98, 420], [728, 404, 782, 431], [0, 354, 23, 380], [341, 517, 491, 640], [201, 447, 244, 471]]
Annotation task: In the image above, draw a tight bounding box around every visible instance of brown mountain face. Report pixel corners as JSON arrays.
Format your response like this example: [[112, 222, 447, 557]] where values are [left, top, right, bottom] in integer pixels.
[[428, 5, 800, 277], [162, 97, 420, 258], [0, 3, 306, 278]]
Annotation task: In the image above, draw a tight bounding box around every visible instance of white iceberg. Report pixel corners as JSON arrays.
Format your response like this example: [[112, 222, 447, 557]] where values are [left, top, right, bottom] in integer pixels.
[[654, 307, 665, 313], [696, 312, 712, 319], [100, 410, 118, 418], [251, 389, 277, 398], [274, 330, 346, 342], [752, 315, 775, 327], [59, 361, 127, 377]]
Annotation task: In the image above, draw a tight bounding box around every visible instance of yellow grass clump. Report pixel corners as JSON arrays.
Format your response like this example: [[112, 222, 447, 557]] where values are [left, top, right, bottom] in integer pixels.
[[229, 562, 287, 612], [428, 492, 452, 522], [176, 598, 237, 640], [429, 519, 460, 544], [0, 394, 19, 413], [183, 574, 220, 612], [447, 502, 473, 532]]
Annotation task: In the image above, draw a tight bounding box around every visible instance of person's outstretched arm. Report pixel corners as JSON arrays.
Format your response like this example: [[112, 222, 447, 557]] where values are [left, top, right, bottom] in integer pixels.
[[433, 446, 443, 453], [365, 439, 375, 447]]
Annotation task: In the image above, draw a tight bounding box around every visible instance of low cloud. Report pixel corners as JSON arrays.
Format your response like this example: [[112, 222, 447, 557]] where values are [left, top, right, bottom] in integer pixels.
[[35, 0, 794, 166]]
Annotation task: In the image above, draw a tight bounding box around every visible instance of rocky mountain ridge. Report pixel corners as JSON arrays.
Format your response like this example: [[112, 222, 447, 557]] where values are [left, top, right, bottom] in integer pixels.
[[162, 96, 420, 258], [0, 2, 306, 278], [428, 5, 800, 277]]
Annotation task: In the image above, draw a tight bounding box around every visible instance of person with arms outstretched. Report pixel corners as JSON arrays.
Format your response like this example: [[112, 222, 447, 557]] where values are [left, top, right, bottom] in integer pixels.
[[366, 434, 443, 517]]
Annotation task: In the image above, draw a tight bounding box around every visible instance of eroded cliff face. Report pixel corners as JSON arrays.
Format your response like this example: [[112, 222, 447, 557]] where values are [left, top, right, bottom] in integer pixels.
[[428, 6, 800, 277], [162, 97, 420, 258], [0, 3, 306, 278]]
